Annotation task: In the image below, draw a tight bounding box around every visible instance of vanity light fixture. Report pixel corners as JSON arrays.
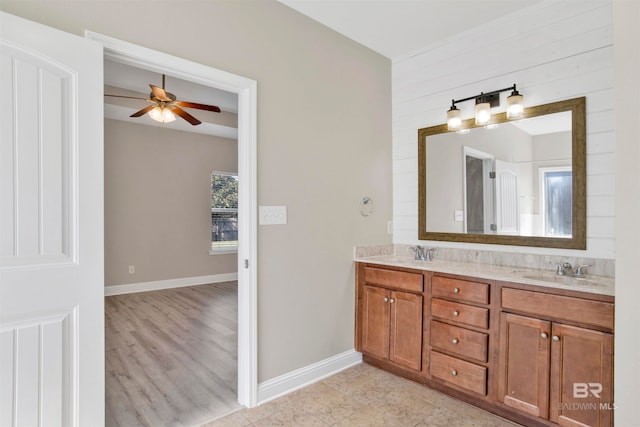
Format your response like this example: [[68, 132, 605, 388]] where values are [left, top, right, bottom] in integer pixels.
[[446, 84, 524, 131]]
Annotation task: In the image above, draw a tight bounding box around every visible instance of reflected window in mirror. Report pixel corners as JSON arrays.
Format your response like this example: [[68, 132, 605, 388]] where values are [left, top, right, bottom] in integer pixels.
[[541, 167, 572, 238]]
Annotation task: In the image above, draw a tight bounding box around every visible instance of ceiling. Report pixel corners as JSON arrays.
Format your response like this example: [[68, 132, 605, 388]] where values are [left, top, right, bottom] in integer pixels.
[[104, 1, 541, 136], [278, 0, 542, 60]]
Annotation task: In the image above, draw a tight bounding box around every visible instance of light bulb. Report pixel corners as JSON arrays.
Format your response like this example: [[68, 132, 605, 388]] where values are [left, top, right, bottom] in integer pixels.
[[149, 106, 176, 123], [447, 106, 462, 131], [475, 102, 491, 125], [507, 90, 524, 119]]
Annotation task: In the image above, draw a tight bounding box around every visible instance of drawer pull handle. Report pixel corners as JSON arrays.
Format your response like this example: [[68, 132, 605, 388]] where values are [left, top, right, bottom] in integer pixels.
[[453, 310, 460, 317], [451, 369, 458, 376], [452, 338, 459, 345], [453, 287, 460, 294], [384, 297, 389, 302], [552, 335, 560, 342], [541, 333, 548, 339]]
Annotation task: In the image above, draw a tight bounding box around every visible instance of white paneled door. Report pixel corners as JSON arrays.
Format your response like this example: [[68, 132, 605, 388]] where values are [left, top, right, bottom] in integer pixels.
[[0, 12, 104, 427]]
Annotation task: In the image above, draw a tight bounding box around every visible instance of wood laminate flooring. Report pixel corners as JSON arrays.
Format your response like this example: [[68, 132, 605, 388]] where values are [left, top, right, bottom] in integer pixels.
[[105, 282, 240, 427]]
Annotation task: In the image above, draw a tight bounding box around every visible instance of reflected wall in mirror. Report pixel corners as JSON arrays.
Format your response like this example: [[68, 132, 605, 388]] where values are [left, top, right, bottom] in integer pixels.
[[418, 97, 586, 249]]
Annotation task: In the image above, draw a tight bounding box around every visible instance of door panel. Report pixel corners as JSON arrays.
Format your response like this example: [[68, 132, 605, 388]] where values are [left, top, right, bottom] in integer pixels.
[[498, 313, 551, 418], [1, 43, 72, 263], [0, 11, 103, 427], [495, 159, 520, 234], [389, 290, 422, 370], [550, 323, 613, 427], [362, 285, 390, 359]]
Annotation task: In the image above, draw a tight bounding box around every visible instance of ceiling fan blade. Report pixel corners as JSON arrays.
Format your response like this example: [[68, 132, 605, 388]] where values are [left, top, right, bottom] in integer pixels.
[[171, 106, 202, 125], [130, 105, 155, 118], [150, 84, 172, 101], [174, 101, 222, 113], [105, 94, 149, 101]]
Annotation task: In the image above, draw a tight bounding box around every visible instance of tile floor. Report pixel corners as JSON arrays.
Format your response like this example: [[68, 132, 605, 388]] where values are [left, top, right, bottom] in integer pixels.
[[201, 363, 521, 427]]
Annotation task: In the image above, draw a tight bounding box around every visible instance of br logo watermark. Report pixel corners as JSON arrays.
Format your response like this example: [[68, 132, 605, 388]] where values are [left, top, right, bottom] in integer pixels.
[[573, 383, 602, 398], [557, 383, 617, 411]]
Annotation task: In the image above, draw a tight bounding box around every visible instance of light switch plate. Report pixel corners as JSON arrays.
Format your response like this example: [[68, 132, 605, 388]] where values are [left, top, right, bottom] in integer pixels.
[[454, 210, 464, 222], [259, 206, 287, 225]]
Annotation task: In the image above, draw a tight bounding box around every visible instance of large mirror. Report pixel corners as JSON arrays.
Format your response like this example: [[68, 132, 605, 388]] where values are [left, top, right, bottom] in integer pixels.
[[418, 97, 586, 249]]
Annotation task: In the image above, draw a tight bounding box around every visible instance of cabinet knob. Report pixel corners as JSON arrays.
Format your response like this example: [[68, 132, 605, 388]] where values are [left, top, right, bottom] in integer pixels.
[[453, 310, 460, 317], [453, 287, 460, 294], [389, 298, 395, 304], [384, 297, 389, 302], [541, 333, 548, 339], [552, 335, 560, 342], [451, 369, 458, 376], [452, 338, 459, 345]]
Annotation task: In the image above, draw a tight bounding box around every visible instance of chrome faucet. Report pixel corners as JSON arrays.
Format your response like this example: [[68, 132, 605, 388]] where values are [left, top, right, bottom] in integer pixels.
[[412, 246, 435, 261], [555, 262, 591, 277]]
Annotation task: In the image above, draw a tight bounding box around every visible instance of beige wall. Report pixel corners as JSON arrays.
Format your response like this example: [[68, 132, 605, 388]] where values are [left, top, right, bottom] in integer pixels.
[[104, 119, 238, 286], [0, 0, 392, 382], [613, 0, 640, 423]]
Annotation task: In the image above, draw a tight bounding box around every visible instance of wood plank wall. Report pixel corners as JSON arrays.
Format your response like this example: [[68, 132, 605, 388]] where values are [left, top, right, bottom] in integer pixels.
[[392, 0, 614, 259]]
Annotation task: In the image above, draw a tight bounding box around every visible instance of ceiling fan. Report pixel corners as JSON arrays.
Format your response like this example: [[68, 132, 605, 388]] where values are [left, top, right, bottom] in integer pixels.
[[104, 74, 221, 126]]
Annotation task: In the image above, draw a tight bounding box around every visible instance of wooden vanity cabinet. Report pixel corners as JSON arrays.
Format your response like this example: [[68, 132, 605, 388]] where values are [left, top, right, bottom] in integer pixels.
[[357, 265, 424, 372], [498, 288, 614, 427], [355, 262, 615, 427]]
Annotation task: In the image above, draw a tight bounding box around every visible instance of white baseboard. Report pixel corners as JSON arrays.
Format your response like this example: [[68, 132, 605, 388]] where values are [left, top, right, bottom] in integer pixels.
[[257, 349, 362, 405], [104, 272, 238, 296]]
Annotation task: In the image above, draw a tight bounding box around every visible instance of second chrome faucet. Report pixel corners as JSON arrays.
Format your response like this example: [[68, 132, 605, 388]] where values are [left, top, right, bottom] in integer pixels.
[[412, 245, 436, 261], [555, 262, 591, 278]]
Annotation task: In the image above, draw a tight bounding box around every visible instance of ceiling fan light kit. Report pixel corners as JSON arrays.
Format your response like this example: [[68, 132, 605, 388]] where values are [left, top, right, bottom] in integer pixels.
[[105, 74, 221, 126], [149, 106, 176, 123]]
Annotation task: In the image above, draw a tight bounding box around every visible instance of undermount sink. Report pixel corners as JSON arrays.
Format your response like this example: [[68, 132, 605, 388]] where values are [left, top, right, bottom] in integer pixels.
[[521, 274, 605, 288]]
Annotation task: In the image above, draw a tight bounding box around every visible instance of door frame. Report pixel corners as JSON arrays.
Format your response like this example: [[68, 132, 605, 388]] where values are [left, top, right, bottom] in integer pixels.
[[85, 31, 259, 408]]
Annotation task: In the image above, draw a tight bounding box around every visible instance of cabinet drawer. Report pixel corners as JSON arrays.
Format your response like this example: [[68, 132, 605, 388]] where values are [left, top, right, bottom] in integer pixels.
[[364, 267, 423, 293], [430, 350, 487, 395], [501, 288, 614, 330], [432, 276, 489, 304], [431, 298, 489, 329], [430, 320, 488, 362]]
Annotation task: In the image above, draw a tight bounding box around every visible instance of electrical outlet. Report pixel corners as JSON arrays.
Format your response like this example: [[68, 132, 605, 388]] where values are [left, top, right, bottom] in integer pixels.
[[128, 265, 135, 274]]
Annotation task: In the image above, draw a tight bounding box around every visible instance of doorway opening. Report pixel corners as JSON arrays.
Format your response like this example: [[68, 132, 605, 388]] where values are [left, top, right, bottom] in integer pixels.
[[463, 146, 495, 234], [87, 31, 258, 411]]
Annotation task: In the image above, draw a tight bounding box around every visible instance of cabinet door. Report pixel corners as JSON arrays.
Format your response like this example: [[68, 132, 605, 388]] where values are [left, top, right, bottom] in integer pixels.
[[362, 285, 390, 359], [498, 313, 551, 418], [389, 290, 423, 371], [550, 324, 613, 427]]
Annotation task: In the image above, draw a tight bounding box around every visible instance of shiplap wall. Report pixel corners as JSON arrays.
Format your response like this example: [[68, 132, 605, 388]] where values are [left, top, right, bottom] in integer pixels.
[[392, 0, 615, 259]]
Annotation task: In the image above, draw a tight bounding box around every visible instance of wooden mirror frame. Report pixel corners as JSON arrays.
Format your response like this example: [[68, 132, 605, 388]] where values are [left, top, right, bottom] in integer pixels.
[[418, 96, 586, 249]]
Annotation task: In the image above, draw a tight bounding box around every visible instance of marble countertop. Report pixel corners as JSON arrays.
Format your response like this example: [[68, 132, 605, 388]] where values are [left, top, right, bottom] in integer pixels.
[[355, 255, 615, 297]]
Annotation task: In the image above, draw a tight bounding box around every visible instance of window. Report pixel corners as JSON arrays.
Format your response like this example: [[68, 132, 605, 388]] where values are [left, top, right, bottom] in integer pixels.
[[211, 172, 238, 252], [540, 167, 572, 237]]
